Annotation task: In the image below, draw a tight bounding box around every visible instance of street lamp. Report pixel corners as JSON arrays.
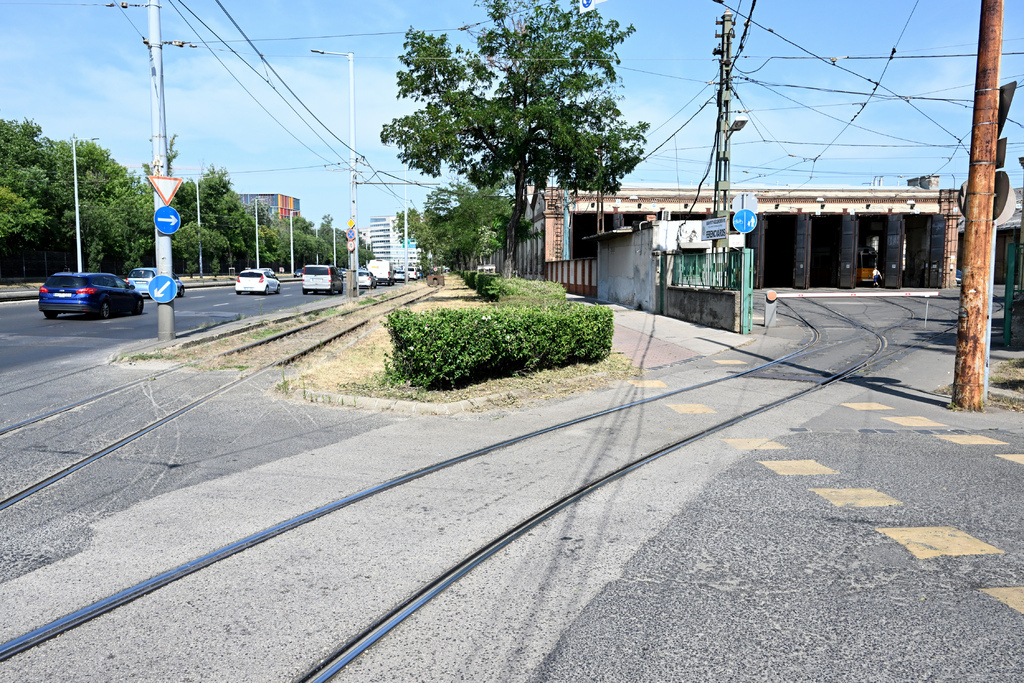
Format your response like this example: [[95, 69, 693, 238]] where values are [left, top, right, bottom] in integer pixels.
[[311, 49, 358, 286], [729, 114, 748, 134], [71, 135, 98, 272]]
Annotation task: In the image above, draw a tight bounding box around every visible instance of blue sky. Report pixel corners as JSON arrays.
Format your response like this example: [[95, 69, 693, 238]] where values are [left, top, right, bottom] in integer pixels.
[[2, 0, 1022, 230]]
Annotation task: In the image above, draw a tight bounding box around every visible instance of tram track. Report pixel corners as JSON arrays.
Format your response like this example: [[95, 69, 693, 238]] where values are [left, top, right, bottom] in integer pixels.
[[0, 287, 439, 514], [0, 288, 423, 439], [0, 297, 932, 670]]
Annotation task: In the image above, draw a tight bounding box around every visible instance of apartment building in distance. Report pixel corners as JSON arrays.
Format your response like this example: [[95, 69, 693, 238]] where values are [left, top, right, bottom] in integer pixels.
[[362, 215, 421, 267]]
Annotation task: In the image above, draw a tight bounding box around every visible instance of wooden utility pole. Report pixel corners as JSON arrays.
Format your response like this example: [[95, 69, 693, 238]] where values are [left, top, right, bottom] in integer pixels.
[[953, 0, 1003, 410]]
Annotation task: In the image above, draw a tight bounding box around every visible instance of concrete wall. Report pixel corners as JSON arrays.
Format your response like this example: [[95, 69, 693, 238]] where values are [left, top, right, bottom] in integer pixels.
[[663, 286, 742, 333], [596, 228, 655, 311]]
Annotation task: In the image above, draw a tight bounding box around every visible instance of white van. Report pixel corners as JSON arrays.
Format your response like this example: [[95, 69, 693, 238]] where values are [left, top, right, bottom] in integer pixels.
[[367, 259, 394, 286]]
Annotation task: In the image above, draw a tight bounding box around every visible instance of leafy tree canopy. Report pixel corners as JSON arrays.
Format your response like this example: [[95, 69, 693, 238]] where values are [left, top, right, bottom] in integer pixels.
[[381, 0, 648, 274]]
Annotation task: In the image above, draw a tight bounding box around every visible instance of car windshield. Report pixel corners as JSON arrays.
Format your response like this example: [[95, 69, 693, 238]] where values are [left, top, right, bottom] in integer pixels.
[[128, 269, 155, 279], [44, 275, 88, 289], [240, 272, 263, 278], [304, 266, 329, 276]]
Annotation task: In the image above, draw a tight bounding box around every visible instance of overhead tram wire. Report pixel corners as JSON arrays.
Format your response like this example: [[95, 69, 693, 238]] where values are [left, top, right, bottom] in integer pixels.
[[167, 0, 344, 165], [207, 0, 410, 206], [718, 1, 969, 152], [807, 0, 921, 166], [167, 0, 343, 166]]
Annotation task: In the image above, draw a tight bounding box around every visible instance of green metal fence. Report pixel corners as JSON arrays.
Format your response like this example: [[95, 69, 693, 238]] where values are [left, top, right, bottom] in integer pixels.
[[671, 250, 746, 290], [670, 249, 753, 334], [1005, 242, 1022, 347]]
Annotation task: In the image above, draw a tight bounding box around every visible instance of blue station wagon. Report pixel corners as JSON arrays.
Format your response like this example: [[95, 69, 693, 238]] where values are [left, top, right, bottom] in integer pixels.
[[38, 273, 144, 319]]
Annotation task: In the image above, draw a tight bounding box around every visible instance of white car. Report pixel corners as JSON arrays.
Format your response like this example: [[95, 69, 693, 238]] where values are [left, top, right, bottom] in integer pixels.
[[235, 269, 281, 295], [302, 264, 345, 295]]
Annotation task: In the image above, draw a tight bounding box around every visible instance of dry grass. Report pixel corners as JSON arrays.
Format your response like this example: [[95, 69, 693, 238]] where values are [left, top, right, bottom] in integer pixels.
[[938, 358, 1024, 412], [292, 278, 642, 408]]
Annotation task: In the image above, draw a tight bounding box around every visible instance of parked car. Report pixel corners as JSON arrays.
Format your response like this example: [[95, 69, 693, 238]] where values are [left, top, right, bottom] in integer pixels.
[[126, 267, 184, 298], [39, 272, 144, 319], [235, 269, 281, 295], [407, 267, 419, 281], [302, 264, 345, 295], [357, 268, 377, 289]]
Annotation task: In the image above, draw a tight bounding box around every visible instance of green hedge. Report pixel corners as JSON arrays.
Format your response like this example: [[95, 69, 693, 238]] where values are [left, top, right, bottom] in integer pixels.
[[458, 271, 566, 307], [384, 303, 614, 389]]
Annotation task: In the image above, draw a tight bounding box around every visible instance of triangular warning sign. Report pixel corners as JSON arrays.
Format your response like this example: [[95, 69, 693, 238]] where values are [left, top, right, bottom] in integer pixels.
[[148, 176, 184, 206]]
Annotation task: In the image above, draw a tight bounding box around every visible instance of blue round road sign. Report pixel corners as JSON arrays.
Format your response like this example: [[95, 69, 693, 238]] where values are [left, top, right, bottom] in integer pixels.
[[733, 208, 757, 234], [154, 205, 181, 235], [149, 274, 177, 303]]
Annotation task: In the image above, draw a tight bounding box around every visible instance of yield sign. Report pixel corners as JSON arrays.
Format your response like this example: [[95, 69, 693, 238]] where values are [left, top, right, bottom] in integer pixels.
[[148, 176, 183, 206]]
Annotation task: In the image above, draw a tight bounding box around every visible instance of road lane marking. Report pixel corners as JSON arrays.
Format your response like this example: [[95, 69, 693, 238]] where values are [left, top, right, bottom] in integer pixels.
[[842, 402, 893, 411], [667, 404, 715, 414], [936, 434, 1008, 445], [980, 587, 1024, 614], [810, 488, 902, 507], [995, 454, 1024, 465], [758, 459, 834, 474], [213, 303, 230, 307], [876, 526, 1004, 559], [628, 380, 666, 388], [727, 438, 788, 451], [191, 295, 205, 299], [713, 359, 747, 365], [882, 416, 947, 427]]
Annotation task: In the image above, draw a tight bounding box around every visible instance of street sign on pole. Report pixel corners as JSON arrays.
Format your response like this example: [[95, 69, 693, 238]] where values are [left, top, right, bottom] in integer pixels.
[[733, 208, 757, 234], [731, 192, 758, 213], [148, 274, 177, 303], [148, 176, 183, 206], [347, 239, 356, 252], [346, 228, 356, 241], [154, 205, 181, 235]]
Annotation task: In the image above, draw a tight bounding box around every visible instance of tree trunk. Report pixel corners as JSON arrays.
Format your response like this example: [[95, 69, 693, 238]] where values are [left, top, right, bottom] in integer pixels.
[[503, 171, 527, 277]]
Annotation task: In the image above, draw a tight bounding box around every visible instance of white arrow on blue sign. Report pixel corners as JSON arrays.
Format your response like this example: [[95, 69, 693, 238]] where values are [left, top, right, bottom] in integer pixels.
[[148, 274, 177, 303], [733, 208, 757, 234], [154, 205, 181, 235]]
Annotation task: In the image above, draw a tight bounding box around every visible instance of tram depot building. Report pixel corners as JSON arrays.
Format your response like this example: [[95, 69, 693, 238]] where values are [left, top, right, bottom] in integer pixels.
[[528, 175, 1018, 294]]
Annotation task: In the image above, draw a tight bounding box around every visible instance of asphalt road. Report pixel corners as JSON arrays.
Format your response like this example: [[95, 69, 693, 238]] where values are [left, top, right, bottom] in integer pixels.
[[0, 281, 378, 374], [1, 295, 1022, 681]]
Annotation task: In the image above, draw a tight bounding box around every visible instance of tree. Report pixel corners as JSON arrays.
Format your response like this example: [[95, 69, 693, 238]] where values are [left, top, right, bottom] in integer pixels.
[[381, 0, 648, 275], [406, 181, 509, 269]]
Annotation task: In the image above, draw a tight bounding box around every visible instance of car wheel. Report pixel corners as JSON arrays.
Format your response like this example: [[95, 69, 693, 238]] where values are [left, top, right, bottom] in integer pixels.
[[43, 311, 59, 319], [132, 298, 144, 316], [264, 285, 269, 295], [98, 300, 111, 320], [177, 287, 184, 298], [302, 289, 309, 295], [236, 290, 242, 295]]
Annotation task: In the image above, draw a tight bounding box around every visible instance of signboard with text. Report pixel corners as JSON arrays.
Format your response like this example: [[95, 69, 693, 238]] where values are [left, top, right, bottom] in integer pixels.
[[701, 217, 728, 242]]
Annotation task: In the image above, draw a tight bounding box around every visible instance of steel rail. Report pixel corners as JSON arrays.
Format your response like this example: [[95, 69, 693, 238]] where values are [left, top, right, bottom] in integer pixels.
[[0, 289, 422, 440], [0, 299, 910, 666], [0, 289, 438, 515], [296, 306, 889, 682], [0, 306, 825, 663]]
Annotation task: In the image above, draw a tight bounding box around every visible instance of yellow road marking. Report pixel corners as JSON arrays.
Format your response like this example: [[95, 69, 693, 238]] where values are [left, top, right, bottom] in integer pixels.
[[875, 526, 1004, 559], [667, 404, 716, 414], [980, 587, 1024, 614], [724, 438, 788, 450], [936, 435, 1009, 445], [758, 459, 837, 475], [841, 402, 893, 411], [810, 488, 902, 508], [714, 359, 747, 365], [628, 380, 667, 388], [882, 416, 947, 427], [996, 454, 1024, 465]]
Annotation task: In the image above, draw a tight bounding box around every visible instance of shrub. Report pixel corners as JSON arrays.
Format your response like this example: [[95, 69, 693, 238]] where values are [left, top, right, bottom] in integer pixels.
[[462, 271, 477, 290], [384, 303, 613, 389]]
